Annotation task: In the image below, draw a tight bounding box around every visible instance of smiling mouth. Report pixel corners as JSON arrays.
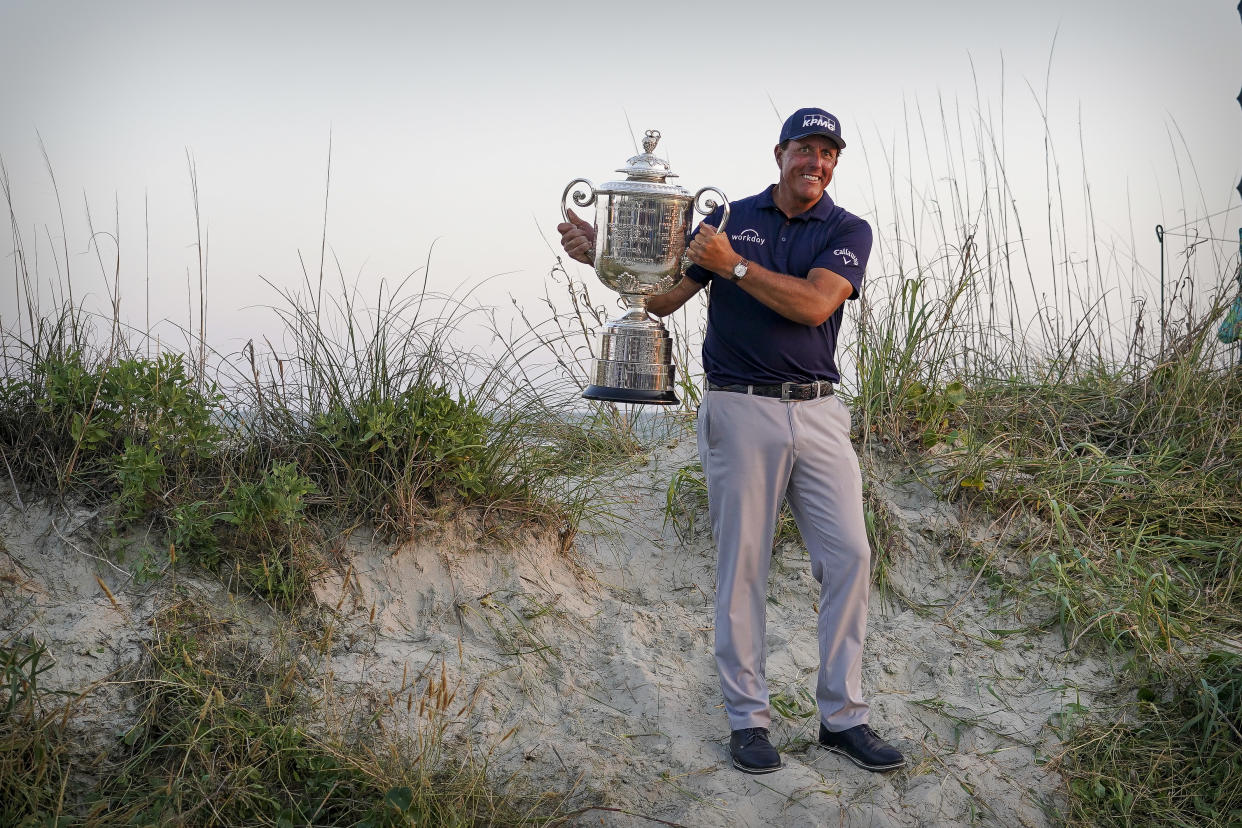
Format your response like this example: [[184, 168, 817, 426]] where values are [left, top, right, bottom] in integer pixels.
[[801, 174, 821, 183]]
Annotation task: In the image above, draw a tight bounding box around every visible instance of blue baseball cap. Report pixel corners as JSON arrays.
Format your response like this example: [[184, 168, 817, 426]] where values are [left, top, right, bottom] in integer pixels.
[[779, 107, 846, 150]]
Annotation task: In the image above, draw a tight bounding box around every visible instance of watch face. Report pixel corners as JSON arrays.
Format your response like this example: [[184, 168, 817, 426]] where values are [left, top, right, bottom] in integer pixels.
[[733, 261, 747, 279]]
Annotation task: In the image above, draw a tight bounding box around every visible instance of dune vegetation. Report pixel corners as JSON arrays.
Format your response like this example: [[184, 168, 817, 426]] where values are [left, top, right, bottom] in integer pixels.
[[2, 103, 1240, 826]]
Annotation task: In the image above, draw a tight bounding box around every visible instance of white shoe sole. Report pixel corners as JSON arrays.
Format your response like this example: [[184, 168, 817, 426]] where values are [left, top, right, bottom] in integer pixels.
[[818, 743, 906, 772], [732, 756, 784, 774]]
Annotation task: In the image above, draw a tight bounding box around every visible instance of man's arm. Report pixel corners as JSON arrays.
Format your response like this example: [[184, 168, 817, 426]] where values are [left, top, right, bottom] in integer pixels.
[[687, 223, 853, 327], [646, 276, 705, 317]]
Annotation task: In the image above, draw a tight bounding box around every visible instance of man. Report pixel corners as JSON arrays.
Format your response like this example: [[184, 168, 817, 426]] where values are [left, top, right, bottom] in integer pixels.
[[558, 108, 904, 775]]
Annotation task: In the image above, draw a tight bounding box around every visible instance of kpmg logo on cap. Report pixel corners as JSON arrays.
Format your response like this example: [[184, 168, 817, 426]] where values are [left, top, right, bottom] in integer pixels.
[[803, 113, 837, 132], [834, 248, 858, 267], [732, 228, 766, 246]]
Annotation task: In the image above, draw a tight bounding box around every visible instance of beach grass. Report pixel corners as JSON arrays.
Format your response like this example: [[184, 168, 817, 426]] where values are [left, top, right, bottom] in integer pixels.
[[1, 598, 576, 827], [0, 268, 642, 607], [845, 99, 1242, 822], [3, 98, 1241, 823], [0, 180, 649, 821]]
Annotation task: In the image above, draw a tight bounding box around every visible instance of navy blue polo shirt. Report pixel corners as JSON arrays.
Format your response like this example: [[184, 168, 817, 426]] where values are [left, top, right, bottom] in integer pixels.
[[685, 185, 872, 386]]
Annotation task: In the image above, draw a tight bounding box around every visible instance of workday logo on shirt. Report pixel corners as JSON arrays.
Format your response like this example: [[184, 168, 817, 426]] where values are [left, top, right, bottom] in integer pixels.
[[732, 228, 766, 246]]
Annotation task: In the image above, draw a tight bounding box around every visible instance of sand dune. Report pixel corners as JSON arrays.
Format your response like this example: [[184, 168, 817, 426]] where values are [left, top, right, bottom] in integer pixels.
[[0, 436, 1118, 827]]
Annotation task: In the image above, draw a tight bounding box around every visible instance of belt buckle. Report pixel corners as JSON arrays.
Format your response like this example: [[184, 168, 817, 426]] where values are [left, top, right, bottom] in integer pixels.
[[780, 381, 794, 401]]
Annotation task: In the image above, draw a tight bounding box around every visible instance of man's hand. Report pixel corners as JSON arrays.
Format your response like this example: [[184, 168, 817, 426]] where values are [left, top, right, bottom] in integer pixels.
[[557, 208, 596, 265], [689, 220, 854, 326], [686, 222, 739, 277]]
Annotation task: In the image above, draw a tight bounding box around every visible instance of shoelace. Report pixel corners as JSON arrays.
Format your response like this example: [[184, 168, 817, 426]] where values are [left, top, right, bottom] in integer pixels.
[[854, 725, 895, 752], [855, 725, 879, 742], [738, 727, 770, 745]]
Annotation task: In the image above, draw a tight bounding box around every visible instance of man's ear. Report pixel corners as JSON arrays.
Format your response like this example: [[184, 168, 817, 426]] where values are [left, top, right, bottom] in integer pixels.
[[774, 144, 784, 166]]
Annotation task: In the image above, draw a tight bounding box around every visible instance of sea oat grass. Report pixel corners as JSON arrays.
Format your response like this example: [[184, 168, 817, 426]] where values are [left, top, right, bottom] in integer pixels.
[[935, 347, 1242, 661], [0, 274, 639, 607], [238, 273, 639, 540], [855, 254, 1242, 823], [51, 597, 566, 827], [952, 358, 1241, 825], [845, 95, 1242, 816]]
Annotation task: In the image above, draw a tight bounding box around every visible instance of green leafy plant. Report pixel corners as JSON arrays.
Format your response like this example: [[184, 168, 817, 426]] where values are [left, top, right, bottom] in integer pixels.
[[166, 500, 221, 569], [113, 442, 167, 521], [2, 340, 222, 506], [0, 637, 72, 824], [218, 463, 318, 607], [312, 386, 491, 504], [224, 462, 316, 534]]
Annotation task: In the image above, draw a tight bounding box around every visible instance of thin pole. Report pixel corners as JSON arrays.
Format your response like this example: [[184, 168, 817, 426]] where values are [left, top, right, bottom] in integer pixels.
[[1156, 224, 1165, 354]]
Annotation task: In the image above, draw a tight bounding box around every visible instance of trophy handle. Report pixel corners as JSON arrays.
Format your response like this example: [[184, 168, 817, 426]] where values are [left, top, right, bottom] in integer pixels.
[[693, 186, 730, 235], [561, 178, 597, 223]]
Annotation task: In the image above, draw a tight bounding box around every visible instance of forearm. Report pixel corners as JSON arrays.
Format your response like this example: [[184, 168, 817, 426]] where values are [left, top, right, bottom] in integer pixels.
[[687, 223, 850, 327], [645, 291, 683, 317], [730, 263, 849, 327], [645, 276, 704, 317]]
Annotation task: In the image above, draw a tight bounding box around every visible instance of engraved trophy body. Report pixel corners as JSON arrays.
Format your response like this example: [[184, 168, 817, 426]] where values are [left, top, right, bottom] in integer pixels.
[[562, 130, 729, 405]]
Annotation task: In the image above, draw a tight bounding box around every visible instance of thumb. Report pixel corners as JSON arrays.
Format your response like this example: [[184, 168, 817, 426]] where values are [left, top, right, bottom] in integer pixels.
[[566, 208, 589, 228], [699, 222, 717, 236]]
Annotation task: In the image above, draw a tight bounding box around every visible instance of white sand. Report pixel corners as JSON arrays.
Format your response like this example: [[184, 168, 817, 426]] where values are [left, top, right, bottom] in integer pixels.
[[0, 437, 1117, 827]]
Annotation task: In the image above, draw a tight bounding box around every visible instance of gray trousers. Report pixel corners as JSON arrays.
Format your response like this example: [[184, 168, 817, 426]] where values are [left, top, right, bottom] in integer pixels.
[[697, 389, 871, 732]]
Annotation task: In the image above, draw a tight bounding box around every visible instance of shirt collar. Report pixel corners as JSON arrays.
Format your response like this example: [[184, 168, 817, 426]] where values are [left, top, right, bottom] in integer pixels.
[[759, 184, 836, 222]]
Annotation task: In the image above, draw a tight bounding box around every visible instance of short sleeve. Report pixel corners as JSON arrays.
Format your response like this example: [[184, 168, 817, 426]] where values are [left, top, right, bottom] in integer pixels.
[[686, 263, 713, 285], [810, 217, 872, 300]]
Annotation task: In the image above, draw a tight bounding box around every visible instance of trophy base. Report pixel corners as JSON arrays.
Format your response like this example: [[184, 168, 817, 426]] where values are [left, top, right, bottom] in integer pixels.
[[581, 301, 679, 407], [582, 384, 679, 405]]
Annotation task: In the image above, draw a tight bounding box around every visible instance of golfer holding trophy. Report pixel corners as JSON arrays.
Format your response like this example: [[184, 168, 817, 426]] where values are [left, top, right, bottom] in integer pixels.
[[557, 112, 904, 776]]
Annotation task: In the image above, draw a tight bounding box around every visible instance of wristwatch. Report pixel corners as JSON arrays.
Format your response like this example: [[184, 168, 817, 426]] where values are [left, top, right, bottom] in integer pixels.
[[730, 258, 749, 281]]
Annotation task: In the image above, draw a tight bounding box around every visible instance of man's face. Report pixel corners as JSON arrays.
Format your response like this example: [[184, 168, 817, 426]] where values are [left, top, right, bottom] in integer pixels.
[[775, 135, 839, 207]]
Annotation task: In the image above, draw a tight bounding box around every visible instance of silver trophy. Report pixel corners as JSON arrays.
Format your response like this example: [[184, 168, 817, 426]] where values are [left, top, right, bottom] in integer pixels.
[[562, 130, 729, 405]]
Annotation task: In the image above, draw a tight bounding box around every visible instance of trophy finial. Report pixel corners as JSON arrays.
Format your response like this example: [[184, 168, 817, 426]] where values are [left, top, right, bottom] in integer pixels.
[[642, 130, 661, 154]]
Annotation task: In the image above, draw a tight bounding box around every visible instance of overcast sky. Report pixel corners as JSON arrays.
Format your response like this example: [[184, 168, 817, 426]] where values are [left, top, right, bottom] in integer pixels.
[[1, 0, 1238, 364]]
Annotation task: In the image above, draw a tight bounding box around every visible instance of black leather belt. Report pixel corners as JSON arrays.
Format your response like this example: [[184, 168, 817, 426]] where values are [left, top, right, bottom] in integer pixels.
[[708, 381, 834, 401]]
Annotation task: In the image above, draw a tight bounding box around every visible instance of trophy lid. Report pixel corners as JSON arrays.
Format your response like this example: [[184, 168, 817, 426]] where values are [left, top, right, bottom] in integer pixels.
[[614, 129, 679, 182]]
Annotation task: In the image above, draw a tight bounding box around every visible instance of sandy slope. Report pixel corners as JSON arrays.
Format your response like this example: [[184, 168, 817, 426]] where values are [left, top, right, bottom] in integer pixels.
[[0, 437, 1118, 827]]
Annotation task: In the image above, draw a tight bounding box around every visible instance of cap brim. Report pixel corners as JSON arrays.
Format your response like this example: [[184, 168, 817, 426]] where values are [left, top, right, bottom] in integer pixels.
[[787, 130, 845, 150]]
